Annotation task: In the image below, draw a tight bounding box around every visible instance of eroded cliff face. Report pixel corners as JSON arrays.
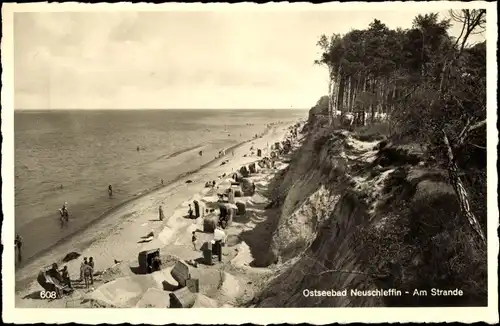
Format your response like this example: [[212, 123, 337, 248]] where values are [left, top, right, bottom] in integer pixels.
[[258, 126, 383, 307], [255, 109, 487, 307], [268, 128, 340, 264]]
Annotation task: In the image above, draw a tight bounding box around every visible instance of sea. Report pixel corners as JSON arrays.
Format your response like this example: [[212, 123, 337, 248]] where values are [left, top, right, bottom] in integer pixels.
[[14, 109, 306, 267]]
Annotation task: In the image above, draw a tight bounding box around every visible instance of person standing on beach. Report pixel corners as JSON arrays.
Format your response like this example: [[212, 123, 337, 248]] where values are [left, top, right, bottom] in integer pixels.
[[48, 263, 64, 297], [80, 257, 88, 282], [188, 204, 194, 219], [61, 266, 72, 289], [108, 185, 113, 198], [83, 259, 93, 289], [88, 257, 95, 285], [14, 234, 23, 262], [192, 231, 197, 250], [159, 205, 165, 221]]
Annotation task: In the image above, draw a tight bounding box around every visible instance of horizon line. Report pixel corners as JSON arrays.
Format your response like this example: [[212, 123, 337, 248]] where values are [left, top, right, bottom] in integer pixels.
[[14, 107, 311, 111]]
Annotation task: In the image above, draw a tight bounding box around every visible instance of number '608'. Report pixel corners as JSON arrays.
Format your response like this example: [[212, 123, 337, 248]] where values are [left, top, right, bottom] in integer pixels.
[[40, 291, 57, 299]]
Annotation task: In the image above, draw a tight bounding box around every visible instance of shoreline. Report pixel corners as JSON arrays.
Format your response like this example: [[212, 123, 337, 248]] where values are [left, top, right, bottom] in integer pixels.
[[15, 123, 277, 292]]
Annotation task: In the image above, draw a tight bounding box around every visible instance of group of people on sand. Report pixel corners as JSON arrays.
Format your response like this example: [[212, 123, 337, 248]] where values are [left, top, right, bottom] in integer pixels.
[[44, 263, 72, 297], [45, 257, 95, 294]]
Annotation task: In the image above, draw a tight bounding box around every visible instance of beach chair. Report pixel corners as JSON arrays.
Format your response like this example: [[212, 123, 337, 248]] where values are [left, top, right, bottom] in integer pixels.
[[193, 200, 201, 218], [170, 260, 191, 287], [138, 248, 160, 274], [203, 214, 218, 233], [249, 162, 257, 174], [169, 287, 196, 308]]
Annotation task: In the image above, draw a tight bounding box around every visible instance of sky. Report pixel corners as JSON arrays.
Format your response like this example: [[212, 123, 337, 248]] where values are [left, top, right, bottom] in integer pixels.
[[14, 7, 487, 110]]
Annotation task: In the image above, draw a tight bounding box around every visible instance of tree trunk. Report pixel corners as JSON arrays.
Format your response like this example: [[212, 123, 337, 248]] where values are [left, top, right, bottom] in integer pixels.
[[337, 76, 345, 114], [438, 58, 449, 96], [344, 77, 349, 111], [355, 75, 363, 109], [362, 76, 368, 121], [380, 78, 387, 115], [370, 78, 376, 124], [443, 131, 486, 247], [327, 74, 334, 124], [346, 77, 351, 112], [335, 81, 340, 114], [345, 77, 349, 112], [349, 77, 357, 112]]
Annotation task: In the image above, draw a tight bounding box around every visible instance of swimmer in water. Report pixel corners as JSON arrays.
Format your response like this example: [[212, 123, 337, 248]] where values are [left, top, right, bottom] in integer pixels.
[[60, 202, 69, 227]]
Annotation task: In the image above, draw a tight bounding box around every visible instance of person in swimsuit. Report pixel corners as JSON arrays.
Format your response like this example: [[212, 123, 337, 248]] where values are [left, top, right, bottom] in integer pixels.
[[188, 204, 194, 219], [159, 205, 165, 221], [88, 257, 95, 285], [80, 257, 88, 282], [192, 231, 197, 250], [60, 202, 69, 227], [83, 260, 93, 289], [61, 266, 72, 289]]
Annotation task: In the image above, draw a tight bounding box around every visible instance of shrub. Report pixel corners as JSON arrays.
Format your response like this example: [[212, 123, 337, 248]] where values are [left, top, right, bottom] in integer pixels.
[[353, 122, 391, 142], [352, 174, 487, 306]]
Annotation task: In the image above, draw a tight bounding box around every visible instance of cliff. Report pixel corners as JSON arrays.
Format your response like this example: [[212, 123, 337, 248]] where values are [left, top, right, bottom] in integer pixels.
[[254, 104, 487, 307]]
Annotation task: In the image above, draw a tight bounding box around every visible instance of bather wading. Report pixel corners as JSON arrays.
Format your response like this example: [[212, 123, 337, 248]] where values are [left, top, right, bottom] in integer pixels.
[[59, 202, 69, 227]]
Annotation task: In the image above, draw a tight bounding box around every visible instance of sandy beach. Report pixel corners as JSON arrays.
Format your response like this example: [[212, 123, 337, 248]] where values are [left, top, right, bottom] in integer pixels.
[[15, 109, 303, 266], [15, 121, 301, 307]]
